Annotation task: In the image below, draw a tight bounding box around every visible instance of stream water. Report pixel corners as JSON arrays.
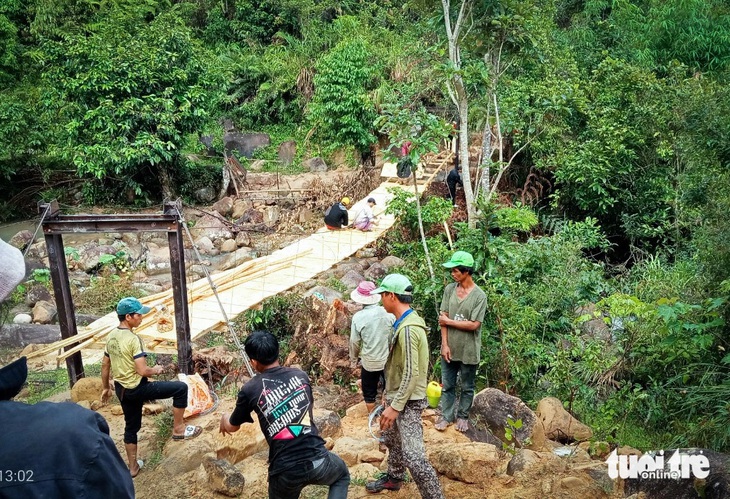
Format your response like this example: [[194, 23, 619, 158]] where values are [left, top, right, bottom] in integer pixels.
[[0, 220, 40, 242]]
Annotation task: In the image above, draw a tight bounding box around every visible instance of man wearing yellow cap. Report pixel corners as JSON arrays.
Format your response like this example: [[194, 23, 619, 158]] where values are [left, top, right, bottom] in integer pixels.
[[324, 197, 351, 230]]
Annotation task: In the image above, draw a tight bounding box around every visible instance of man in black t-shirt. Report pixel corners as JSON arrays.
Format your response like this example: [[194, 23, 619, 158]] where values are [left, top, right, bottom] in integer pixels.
[[220, 331, 350, 498], [324, 197, 351, 230]]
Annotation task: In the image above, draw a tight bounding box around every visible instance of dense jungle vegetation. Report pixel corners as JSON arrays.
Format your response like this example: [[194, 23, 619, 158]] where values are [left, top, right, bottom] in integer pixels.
[[2, 0, 730, 452]]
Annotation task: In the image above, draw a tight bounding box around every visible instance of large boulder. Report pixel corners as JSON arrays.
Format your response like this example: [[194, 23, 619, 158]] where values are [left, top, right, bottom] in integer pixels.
[[224, 132, 270, 158], [278, 140, 297, 166], [535, 397, 593, 442], [471, 388, 546, 449], [427, 442, 500, 484], [10, 230, 34, 250], [363, 262, 387, 282], [78, 244, 117, 272], [380, 256, 406, 271], [303, 157, 327, 172], [313, 408, 343, 440], [507, 448, 565, 476], [190, 213, 234, 243], [340, 270, 365, 291], [212, 196, 234, 217], [331, 437, 383, 467], [231, 199, 252, 220]]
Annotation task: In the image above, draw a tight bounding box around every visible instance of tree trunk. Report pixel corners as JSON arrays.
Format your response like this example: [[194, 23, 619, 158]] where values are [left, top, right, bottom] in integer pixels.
[[158, 163, 174, 201]]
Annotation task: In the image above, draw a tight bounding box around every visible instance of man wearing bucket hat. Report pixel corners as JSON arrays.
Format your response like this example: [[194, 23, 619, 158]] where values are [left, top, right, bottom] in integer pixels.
[[324, 197, 351, 230], [436, 251, 487, 433], [366, 274, 444, 498], [0, 238, 134, 497], [101, 296, 202, 478], [349, 281, 394, 413]]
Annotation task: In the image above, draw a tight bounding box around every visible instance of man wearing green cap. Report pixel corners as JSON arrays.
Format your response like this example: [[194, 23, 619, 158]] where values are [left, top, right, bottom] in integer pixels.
[[101, 297, 202, 478], [436, 251, 487, 433], [366, 274, 444, 498]]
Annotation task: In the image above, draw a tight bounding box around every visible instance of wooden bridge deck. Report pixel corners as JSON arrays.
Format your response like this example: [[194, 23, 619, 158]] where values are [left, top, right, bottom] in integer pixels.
[[30, 153, 452, 363]]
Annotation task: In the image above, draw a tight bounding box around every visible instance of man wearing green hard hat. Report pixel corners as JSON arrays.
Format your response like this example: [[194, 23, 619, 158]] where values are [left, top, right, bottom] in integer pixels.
[[435, 251, 487, 433]]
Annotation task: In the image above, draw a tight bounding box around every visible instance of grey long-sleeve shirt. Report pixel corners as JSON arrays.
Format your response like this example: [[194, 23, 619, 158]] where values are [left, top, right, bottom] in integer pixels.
[[349, 304, 394, 372]]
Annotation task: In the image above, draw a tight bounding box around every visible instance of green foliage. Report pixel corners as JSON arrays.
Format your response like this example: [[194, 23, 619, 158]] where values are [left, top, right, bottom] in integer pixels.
[[384, 187, 453, 237], [308, 21, 377, 154], [42, 7, 226, 200], [243, 295, 298, 341]]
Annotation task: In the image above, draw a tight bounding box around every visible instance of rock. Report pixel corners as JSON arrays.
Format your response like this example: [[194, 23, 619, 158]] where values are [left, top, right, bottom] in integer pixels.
[[428, 442, 500, 483], [363, 262, 387, 282], [355, 247, 377, 258], [199, 135, 216, 155], [380, 256, 406, 270], [142, 403, 166, 415], [162, 432, 215, 475], [24, 285, 52, 308], [221, 247, 255, 271], [238, 208, 263, 224], [231, 199, 252, 220], [262, 206, 280, 227], [220, 239, 237, 253], [313, 409, 343, 439], [194, 236, 215, 254], [203, 456, 245, 497], [146, 245, 171, 275], [111, 405, 124, 416], [71, 377, 102, 403], [278, 140, 297, 166], [303, 157, 327, 172], [297, 207, 314, 223], [348, 463, 380, 481], [217, 416, 268, 465], [78, 244, 117, 272], [340, 270, 365, 291], [302, 286, 343, 305], [471, 388, 545, 449], [132, 282, 164, 295], [576, 303, 612, 342], [331, 437, 382, 467], [13, 314, 32, 324], [194, 186, 217, 204], [233, 451, 269, 498], [507, 448, 541, 475], [212, 196, 234, 217], [32, 300, 57, 324], [76, 400, 91, 410], [25, 241, 47, 260], [224, 132, 270, 158], [190, 214, 234, 243], [536, 397, 593, 442], [234, 231, 251, 247], [10, 230, 34, 250]]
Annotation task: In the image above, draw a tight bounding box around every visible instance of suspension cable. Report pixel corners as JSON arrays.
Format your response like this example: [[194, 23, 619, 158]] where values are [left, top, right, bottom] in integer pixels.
[[23, 203, 51, 258], [173, 201, 255, 377]]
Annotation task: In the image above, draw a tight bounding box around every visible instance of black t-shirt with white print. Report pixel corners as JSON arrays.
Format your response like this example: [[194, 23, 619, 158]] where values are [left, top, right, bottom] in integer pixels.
[[229, 366, 327, 475]]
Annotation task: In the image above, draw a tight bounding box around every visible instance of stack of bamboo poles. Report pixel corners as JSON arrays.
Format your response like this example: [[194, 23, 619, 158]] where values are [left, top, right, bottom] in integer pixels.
[[27, 249, 308, 364]]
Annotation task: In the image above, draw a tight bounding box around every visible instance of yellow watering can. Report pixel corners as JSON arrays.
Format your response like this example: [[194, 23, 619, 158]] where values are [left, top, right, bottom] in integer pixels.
[[426, 381, 442, 409]]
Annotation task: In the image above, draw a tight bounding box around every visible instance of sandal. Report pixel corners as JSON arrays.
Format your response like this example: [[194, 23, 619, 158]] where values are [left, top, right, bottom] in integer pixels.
[[172, 425, 203, 441], [434, 417, 451, 431], [130, 459, 144, 478]]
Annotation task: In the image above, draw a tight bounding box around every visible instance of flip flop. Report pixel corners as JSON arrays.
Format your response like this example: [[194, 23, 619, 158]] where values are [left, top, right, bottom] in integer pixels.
[[131, 459, 144, 478], [172, 425, 202, 441]]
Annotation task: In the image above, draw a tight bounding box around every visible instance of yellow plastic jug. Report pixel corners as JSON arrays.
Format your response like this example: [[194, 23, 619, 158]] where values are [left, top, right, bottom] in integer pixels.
[[426, 381, 442, 409]]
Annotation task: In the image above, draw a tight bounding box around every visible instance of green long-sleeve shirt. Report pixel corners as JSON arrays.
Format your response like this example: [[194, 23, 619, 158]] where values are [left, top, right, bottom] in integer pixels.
[[385, 309, 430, 412]]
